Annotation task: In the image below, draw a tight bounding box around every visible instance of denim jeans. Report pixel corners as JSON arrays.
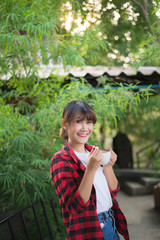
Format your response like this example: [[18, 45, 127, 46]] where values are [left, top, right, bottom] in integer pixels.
[[98, 209, 120, 240]]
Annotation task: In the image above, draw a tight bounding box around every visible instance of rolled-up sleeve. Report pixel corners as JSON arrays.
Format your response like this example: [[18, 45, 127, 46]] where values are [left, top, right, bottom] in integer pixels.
[[50, 155, 91, 215], [110, 183, 120, 201]]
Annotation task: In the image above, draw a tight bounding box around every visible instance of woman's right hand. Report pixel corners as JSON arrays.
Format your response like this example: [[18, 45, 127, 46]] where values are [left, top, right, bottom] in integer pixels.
[[86, 147, 102, 172]]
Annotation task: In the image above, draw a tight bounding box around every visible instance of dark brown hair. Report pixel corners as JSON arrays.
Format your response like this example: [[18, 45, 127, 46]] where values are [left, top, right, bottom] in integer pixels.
[[60, 100, 97, 140]]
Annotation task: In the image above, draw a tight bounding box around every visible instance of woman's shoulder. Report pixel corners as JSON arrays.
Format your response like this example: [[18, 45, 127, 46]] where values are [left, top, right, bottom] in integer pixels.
[[85, 143, 94, 151], [51, 148, 66, 161], [52, 141, 67, 157], [51, 144, 71, 166]]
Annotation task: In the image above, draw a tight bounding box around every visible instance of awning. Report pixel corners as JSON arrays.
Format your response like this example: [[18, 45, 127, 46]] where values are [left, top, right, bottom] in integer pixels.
[[1, 65, 160, 88]]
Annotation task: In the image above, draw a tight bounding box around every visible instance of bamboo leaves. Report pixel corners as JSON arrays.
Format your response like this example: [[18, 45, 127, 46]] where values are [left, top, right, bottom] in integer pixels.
[[0, 77, 151, 210]]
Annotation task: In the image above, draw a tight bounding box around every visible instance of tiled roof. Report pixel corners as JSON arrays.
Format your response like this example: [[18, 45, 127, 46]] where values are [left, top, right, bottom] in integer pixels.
[[37, 65, 160, 79], [1, 65, 160, 85], [38, 65, 160, 85]]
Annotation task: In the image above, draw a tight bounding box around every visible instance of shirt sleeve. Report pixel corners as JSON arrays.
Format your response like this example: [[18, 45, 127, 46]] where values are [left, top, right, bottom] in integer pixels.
[[50, 154, 91, 215], [110, 183, 120, 201]]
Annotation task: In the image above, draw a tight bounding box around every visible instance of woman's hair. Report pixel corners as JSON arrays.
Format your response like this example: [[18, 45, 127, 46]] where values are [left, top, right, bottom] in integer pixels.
[[60, 100, 97, 140]]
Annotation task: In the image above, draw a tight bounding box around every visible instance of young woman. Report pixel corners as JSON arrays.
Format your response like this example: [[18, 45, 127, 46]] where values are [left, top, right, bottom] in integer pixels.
[[50, 100, 129, 240]]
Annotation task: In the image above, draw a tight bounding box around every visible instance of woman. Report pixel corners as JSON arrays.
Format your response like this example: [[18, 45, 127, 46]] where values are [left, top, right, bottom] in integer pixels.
[[50, 100, 129, 240]]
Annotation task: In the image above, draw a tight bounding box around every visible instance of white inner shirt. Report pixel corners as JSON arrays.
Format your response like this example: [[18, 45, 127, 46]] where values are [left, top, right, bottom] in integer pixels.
[[75, 150, 113, 214]]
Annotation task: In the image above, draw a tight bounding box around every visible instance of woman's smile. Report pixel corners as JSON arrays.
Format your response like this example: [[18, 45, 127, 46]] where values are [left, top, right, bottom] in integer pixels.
[[77, 132, 88, 137]]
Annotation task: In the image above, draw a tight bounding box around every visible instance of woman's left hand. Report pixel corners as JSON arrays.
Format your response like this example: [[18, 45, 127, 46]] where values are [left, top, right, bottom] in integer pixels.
[[103, 148, 118, 190], [107, 148, 117, 167]]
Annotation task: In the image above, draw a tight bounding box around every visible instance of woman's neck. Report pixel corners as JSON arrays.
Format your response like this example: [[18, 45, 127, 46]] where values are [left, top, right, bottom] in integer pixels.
[[69, 141, 86, 153]]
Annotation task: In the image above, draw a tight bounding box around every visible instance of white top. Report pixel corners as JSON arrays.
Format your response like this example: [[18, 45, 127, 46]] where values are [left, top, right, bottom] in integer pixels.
[[75, 150, 113, 214]]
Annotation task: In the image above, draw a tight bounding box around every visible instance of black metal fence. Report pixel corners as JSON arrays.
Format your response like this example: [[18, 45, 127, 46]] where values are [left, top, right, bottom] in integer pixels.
[[0, 199, 65, 240]]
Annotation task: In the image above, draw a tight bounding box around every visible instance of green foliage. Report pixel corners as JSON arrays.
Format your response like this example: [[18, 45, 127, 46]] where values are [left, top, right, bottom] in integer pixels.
[[137, 21, 160, 66], [52, 26, 109, 66], [0, 77, 152, 211], [83, 0, 160, 65], [118, 94, 160, 143], [117, 93, 160, 169], [132, 1, 160, 66], [0, 0, 109, 82], [0, 103, 53, 208], [1, 0, 159, 70]]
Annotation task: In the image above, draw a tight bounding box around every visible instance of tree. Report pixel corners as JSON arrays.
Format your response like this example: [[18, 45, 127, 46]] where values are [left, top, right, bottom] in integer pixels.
[[95, 0, 159, 65], [136, 3, 160, 66], [0, 0, 159, 72], [131, 0, 154, 35], [0, 0, 109, 83]]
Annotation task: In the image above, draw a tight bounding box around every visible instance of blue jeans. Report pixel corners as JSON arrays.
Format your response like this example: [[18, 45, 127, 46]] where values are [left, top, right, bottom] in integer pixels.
[[98, 209, 120, 240]]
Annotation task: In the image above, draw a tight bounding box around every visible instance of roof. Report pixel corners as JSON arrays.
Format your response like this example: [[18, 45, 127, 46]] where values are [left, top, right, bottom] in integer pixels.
[[1, 65, 160, 87], [54, 65, 160, 78], [37, 65, 160, 86]]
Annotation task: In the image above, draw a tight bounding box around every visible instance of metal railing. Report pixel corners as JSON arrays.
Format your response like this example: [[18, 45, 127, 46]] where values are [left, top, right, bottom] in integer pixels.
[[0, 199, 63, 240]]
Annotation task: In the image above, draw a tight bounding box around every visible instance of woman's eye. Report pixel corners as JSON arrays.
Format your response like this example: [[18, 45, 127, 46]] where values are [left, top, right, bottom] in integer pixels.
[[76, 120, 81, 123], [87, 121, 92, 124]]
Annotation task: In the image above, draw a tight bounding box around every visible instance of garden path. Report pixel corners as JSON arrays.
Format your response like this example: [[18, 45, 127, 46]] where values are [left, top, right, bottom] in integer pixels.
[[117, 191, 160, 240]]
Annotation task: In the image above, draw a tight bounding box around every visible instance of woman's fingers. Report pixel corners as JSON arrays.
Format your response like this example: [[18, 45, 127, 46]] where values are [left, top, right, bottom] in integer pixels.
[[109, 149, 117, 166], [90, 146, 99, 156], [88, 147, 101, 163]]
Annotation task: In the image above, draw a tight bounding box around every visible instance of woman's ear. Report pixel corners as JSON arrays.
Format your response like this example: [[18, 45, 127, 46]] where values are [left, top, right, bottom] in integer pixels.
[[61, 119, 67, 130]]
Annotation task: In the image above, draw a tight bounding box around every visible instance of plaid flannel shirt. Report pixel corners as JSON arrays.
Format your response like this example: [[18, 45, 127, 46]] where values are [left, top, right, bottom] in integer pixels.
[[50, 141, 130, 240]]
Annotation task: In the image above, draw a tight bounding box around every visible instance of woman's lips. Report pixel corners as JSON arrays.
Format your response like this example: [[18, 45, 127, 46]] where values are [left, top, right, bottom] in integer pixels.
[[77, 133, 88, 137]]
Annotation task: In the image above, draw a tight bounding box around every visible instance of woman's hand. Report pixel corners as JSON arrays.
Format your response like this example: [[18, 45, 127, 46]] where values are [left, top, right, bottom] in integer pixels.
[[107, 148, 117, 167], [86, 147, 102, 172], [103, 148, 118, 190]]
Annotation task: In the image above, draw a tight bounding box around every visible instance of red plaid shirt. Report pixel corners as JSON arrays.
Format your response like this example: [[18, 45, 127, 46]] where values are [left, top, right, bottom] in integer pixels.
[[50, 141, 130, 240]]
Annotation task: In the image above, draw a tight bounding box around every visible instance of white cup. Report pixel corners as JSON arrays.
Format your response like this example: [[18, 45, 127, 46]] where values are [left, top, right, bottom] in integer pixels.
[[101, 150, 111, 165]]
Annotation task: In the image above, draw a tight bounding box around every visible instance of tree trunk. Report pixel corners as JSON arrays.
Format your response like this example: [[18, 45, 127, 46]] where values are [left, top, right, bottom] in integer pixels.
[[131, 0, 153, 35]]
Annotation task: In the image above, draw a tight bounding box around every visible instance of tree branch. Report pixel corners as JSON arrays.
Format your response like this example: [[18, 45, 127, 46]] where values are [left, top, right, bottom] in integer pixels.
[[131, 0, 142, 8], [130, 0, 153, 35]]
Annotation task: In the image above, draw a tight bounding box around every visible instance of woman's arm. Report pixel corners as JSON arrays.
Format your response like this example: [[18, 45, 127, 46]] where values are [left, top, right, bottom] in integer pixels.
[[50, 147, 102, 214], [78, 147, 102, 203], [78, 167, 96, 203]]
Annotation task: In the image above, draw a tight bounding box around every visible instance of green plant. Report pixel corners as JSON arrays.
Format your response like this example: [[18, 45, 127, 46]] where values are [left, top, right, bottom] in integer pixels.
[[117, 93, 160, 169], [0, 102, 52, 208], [0, 78, 152, 211]]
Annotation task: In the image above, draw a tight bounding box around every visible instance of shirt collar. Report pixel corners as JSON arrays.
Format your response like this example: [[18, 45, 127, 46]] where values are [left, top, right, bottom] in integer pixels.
[[62, 140, 93, 171]]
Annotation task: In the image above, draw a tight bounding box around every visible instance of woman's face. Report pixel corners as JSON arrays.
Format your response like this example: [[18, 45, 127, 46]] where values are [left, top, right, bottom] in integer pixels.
[[63, 114, 94, 149]]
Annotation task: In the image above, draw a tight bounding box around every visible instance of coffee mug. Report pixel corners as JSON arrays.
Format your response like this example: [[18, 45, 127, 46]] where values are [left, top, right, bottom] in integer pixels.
[[100, 150, 111, 165]]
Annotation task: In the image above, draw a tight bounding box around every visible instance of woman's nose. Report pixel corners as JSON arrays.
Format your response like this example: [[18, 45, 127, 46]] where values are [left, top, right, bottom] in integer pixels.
[[81, 123, 87, 130]]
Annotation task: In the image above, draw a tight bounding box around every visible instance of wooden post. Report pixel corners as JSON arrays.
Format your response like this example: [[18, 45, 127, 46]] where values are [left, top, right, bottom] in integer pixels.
[[153, 183, 160, 209]]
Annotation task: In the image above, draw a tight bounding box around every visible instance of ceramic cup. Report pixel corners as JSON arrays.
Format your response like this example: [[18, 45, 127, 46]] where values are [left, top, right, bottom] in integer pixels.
[[100, 150, 111, 165]]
